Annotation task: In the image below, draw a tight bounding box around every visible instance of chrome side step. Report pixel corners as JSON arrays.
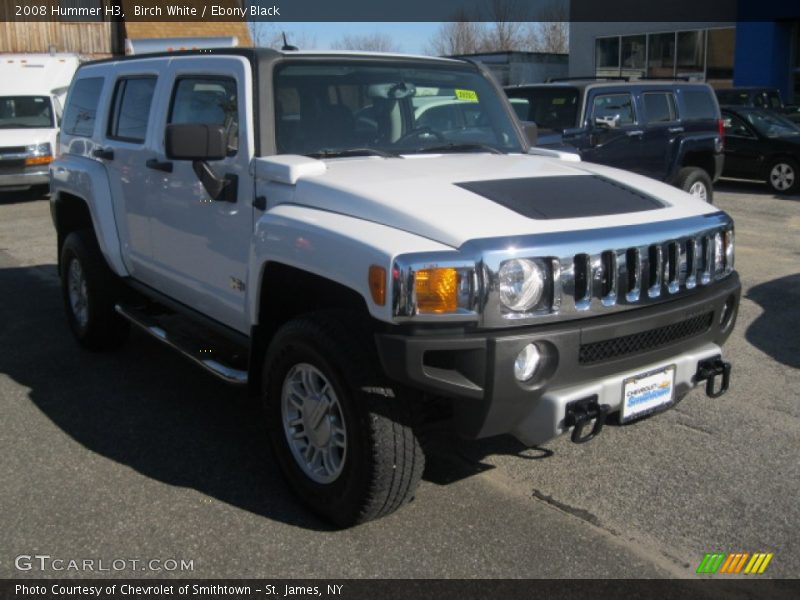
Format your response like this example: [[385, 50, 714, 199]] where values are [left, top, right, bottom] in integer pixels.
[[115, 304, 249, 385]]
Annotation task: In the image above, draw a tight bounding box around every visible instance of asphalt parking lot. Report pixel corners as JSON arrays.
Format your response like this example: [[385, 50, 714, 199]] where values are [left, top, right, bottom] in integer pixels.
[[0, 181, 798, 582]]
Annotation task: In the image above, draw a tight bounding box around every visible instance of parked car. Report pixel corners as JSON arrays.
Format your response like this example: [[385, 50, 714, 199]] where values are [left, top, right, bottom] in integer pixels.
[[505, 80, 725, 202], [51, 49, 739, 526], [720, 106, 800, 193], [0, 53, 80, 193], [715, 87, 800, 123]]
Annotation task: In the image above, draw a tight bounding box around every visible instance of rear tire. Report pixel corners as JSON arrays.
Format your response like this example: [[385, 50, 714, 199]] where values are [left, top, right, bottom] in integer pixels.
[[60, 230, 130, 351], [262, 311, 424, 527], [676, 167, 714, 203], [766, 158, 799, 194]]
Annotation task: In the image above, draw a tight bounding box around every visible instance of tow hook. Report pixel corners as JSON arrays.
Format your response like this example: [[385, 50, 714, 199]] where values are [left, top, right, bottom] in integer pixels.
[[564, 395, 610, 444], [695, 355, 732, 398]]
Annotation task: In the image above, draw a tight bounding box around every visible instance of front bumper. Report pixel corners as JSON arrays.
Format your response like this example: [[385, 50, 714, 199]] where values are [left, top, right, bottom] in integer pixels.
[[376, 273, 740, 445], [0, 168, 49, 190]]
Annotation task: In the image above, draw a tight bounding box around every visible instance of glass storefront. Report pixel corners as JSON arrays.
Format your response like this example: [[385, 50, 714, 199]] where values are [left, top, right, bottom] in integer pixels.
[[596, 28, 735, 87]]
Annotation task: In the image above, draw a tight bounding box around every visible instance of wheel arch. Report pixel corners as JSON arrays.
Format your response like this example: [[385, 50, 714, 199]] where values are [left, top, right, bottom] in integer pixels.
[[50, 156, 128, 277], [248, 262, 375, 393]]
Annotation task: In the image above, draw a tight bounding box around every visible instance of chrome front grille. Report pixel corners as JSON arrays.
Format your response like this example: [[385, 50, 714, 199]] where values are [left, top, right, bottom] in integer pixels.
[[560, 232, 725, 311], [473, 212, 735, 328]]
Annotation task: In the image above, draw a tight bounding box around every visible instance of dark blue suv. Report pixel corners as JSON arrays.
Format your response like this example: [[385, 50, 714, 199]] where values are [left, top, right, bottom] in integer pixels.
[[506, 80, 724, 203]]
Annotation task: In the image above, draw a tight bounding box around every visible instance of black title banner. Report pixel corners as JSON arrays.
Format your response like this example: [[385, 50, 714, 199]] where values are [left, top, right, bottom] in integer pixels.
[[3, 0, 796, 23], [2, 580, 800, 600]]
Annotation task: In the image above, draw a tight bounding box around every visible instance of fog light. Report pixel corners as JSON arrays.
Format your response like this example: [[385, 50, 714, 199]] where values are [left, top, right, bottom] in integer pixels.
[[514, 343, 541, 382]]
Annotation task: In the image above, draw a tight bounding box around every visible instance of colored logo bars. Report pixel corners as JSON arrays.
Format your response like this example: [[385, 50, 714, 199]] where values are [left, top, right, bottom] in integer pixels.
[[696, 552, 774, 574]]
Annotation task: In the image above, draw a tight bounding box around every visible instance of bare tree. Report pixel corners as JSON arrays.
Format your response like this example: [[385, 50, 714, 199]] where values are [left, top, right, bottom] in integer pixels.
[[526, 4, 569, 54], [331, 33, 400, 53], [478, 0, 531, 52], [425, 11, 486, 56]]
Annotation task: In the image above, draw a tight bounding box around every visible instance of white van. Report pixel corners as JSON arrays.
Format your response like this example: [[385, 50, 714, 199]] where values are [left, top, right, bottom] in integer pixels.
[[0, 53, 80, 192]]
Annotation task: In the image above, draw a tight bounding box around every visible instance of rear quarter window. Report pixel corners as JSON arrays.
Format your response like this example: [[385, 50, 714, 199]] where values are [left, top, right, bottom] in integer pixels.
[[62, 77, 104, 137], [681, 90, 718, 120]]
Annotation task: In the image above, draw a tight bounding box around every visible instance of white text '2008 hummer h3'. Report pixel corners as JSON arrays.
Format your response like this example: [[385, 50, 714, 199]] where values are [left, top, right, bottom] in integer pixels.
[[51, 49, 740, 526]]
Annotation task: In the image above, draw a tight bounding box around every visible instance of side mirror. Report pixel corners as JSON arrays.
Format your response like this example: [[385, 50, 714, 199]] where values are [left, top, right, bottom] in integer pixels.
[[165, 123, 227, 161], [522, 121, 538, 146], [594, 115, 618, 130]]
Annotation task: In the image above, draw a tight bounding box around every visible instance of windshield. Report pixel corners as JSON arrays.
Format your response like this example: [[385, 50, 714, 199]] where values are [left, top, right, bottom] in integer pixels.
[[273, 61, 524, 156], [745, 110, 800, 138], [504, 87, 579, 131], [0, 96, 54, 129]]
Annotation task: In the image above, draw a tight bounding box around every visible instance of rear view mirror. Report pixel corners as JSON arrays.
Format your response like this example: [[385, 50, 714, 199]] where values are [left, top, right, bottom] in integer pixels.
[[166, 124, 227, 161]]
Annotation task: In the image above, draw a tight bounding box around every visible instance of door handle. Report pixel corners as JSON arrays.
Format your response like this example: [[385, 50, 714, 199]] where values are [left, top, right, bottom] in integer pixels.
[[625, 130, 644, 137], [668, 127, 684, 134], [146, 158, 173, 173], [92, 148, 114, 160]]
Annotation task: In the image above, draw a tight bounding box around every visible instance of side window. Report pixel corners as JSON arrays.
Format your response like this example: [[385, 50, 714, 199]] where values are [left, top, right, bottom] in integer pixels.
[[168, 77, 238, 154], [723, 114, 754, 138], [62, 77, 104, 137], [681, 90, 718, 120], [591, 93, 635, 126], [108, 77, 157, 142], [643, 92, 677, 123]]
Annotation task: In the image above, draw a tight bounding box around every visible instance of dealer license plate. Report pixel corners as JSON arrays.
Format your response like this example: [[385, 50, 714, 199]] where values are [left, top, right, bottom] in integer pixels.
[[621, 365, 676, 422]]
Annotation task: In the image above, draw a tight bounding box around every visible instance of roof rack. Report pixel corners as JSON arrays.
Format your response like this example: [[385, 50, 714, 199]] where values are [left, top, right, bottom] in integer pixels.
[[546, 76, 630, 83], [635, 76, 692, 81]]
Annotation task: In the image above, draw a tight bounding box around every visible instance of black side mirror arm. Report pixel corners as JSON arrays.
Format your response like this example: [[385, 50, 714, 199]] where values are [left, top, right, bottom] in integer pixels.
[[192, 161, 237, 203]]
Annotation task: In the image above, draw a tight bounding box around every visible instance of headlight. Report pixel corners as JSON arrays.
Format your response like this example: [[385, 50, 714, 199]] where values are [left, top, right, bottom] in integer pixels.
[[26, 142, 51, 156], [24, 142, 53, 166], [498, 258, 545, 312]]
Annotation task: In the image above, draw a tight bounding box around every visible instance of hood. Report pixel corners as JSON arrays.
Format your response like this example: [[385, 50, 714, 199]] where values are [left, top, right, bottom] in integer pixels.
[[288, 153, 720, 248], [0, 128, 56, 148]]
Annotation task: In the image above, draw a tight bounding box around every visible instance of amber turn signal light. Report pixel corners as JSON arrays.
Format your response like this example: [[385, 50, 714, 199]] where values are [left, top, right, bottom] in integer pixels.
[[415, 268, 458, 314], [25, 155, 53, 166], [368, 265, 386, 306]]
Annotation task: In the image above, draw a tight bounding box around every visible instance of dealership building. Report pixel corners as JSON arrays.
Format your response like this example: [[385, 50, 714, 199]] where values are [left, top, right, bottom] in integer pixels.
[[568, 4, 800, 102]]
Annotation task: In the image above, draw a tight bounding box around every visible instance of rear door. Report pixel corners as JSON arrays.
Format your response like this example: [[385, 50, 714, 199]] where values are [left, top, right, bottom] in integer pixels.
[[638, 89, 681, 181], [100, 64, 161, 279], [581, 89, 643, 173], [145, 56, 254, 334]]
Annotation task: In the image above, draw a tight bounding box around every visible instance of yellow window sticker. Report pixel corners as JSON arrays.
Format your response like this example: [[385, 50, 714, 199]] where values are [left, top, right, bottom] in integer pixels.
[[551, 97, 566, 105], [455, 89, 479, 102]]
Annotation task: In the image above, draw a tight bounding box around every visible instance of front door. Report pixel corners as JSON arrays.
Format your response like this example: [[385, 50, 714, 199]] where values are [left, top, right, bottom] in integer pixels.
[[721, 113, 762, 179], [145, 56, 254, 334], [580, 91, 642, 174]]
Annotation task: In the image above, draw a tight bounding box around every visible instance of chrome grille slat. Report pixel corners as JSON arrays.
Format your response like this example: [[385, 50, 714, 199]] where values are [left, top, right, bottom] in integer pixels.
[[647, 244, 663, 298]]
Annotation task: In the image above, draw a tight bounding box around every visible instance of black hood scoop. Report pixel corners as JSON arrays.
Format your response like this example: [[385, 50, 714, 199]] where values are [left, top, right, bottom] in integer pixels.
[[456, 175, 665, 220]]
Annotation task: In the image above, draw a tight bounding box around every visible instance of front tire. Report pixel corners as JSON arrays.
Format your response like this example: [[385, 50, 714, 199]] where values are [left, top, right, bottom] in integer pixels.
[[766, 158, 799, 194], [676, 167, 714, 203], [262, 312, 424, 527], [60, 230, 130, 351]]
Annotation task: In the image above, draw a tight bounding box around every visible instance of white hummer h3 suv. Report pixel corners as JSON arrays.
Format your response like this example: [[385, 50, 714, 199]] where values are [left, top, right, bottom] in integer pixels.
[[51, 49, 740, 526]]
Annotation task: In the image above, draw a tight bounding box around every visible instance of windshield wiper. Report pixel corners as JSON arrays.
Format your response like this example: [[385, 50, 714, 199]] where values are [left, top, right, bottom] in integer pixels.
[[306, 148, 398, 159], [406, 143, 504, 155]]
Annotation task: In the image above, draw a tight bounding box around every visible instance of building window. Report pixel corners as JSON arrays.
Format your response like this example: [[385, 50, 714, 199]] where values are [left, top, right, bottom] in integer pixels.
[[621, 35, 646, 79], [59, 0, 103, 22], [677, 30, 705, 78], [706, 28, 736, 86], [647, 32, 676, 78], [595, 37, 620, 77]]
